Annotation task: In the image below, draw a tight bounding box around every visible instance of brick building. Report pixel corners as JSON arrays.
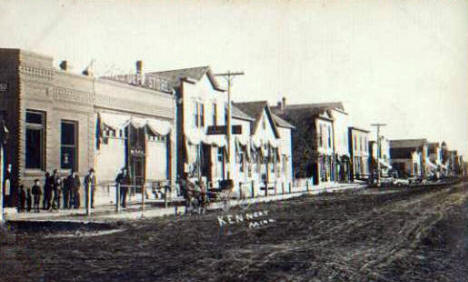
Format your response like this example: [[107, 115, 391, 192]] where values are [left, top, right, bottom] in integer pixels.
[[0, 49, 175, 207]]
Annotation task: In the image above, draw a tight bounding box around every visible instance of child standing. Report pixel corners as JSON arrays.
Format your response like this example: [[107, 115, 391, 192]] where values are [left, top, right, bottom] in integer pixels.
[[32, 179, 42, 213]]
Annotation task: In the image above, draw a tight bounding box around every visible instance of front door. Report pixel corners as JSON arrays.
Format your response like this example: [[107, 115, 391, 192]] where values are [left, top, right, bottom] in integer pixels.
[[127, 125, 146, 191]]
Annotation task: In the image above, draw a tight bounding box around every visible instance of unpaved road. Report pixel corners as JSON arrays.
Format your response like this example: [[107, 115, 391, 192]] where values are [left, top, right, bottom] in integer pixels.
[[1, 182, 467, 281]]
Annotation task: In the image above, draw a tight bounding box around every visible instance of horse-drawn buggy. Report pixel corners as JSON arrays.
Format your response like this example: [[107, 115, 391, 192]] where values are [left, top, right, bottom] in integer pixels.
[[180, 178, 234, 214]]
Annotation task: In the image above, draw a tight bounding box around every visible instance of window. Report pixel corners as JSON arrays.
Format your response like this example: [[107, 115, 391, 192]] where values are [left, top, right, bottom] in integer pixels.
[[25, 110, 45, 169], [212, 103, 217, 126], [200, 103, 205, 127], [262, 118, 266, 130], [319, 125, 323, 147], [194, 102, 199, 127], [327, 126, 331, 148], [354, 135, 357, 151], [61, 120, 78, 171], [224, 105, 228, 125]]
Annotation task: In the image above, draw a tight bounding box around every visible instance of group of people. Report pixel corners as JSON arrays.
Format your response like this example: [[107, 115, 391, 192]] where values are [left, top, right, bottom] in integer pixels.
[[17, 168, 97, 213], [178, 174, 209, 214]]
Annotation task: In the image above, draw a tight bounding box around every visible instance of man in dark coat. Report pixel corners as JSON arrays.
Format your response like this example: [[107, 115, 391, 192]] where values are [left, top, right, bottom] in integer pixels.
[[51, 169, 61, 209], [32, 179, 42, 213], [71, 171, 81, 209], [115, 168, 130, 208], [17, 184, 25, 212], [84, 168, 96, 209], [63, 170, 73, 209], [43, 172, 52, 210]]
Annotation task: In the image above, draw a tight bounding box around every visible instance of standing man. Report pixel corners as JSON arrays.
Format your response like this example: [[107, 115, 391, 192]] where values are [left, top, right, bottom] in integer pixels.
[[71, 171, 81, 209], [115, 168, 129, 208], [84, 169, 96, 209], [51, 169, 61, 210], [31, 179, 41, 213], [43, 171, 52, 210], [63, 170, 73, 209]]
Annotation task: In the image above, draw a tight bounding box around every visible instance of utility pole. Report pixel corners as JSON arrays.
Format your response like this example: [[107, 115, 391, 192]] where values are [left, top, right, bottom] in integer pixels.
[[371, 123, 386, 186], [214, 71, 244, 180]]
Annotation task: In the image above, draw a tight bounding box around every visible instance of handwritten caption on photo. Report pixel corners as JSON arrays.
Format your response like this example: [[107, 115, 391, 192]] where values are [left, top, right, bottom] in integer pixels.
[[217, 210, 275, 229]]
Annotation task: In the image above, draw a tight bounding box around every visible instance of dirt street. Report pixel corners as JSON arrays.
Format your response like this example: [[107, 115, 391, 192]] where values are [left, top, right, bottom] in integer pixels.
[[1, 182, 467, 281]]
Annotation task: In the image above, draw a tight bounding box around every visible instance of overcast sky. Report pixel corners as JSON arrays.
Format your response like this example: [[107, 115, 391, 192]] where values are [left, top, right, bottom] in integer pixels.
[[1, 0, 467, 157]]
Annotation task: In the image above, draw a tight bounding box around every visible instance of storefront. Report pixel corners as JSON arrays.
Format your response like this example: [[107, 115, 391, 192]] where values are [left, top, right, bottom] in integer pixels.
[[0, 49, 175, 206]]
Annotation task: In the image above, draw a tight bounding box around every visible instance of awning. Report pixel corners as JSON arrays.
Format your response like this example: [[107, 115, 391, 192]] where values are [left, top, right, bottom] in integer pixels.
[[379, 159, 392, 169], [236, 135, 250, 146], [268, 138, 279, 148], [186, 130, 203, 145], [203, 135, 226, 147], [185, 140, 198, 164], [426, 160, 438, 170], [147, 119, 171, 136], [99, 112, 172, 136], [130, 117, 147, 128], [99, 112, 131, 130], [251, 136, 262, 148]]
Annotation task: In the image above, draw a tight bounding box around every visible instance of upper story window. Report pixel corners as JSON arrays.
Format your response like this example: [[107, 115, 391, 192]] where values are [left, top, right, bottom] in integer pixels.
[[212, 103, 217, 126], [354, 135, 357, 151], [193, 102, 205, 128], [327, 126, 331, 148], [25, 110, 46, 169], [200, 103, 205, 127], [194, 102, 199, 127], [319, 125, 323, 147], [262, 118, 266, 130]]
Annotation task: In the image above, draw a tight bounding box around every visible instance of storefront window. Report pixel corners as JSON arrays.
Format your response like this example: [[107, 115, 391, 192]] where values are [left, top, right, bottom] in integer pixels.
[[25, 110, 45, 169]]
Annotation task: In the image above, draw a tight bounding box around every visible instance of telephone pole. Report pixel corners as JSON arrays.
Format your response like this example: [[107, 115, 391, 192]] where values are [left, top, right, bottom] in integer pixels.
[[371, 123, 386, 186], [214, 71, 244, 180]]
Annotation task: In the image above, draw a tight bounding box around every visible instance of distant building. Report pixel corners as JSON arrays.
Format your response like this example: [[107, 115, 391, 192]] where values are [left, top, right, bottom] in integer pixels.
[[389, 139, 428, 178], [427, 142, 442, 177], [369, 136, 391, 178], [272, 100, 344, 185], [348, 127, 370, 180]]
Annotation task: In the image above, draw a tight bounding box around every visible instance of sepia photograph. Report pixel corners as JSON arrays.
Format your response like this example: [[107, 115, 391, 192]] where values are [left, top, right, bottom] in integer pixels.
[[0, 0, 467, 281]]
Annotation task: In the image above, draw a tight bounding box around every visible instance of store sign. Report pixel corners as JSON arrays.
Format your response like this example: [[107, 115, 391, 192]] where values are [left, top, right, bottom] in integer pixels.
[[0, 82, 7, 92], [207, 125, 242, 135]]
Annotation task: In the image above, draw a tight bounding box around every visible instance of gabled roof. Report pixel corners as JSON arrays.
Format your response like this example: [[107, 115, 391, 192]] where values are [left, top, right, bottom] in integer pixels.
[[349, 126, 370, 133], [234, 101, 280, 137], [277, 102, 344, 112], [390, 139, 427, 149], [428, 142, 440, 152], [232, 105, 254, 121], [271, 101, 344, 122], [272, 113, 295, 129], [145, 66, 225, 91]]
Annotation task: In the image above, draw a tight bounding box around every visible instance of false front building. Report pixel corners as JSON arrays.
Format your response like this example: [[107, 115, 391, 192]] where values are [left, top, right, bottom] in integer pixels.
[[0, 49, 175, 206]]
